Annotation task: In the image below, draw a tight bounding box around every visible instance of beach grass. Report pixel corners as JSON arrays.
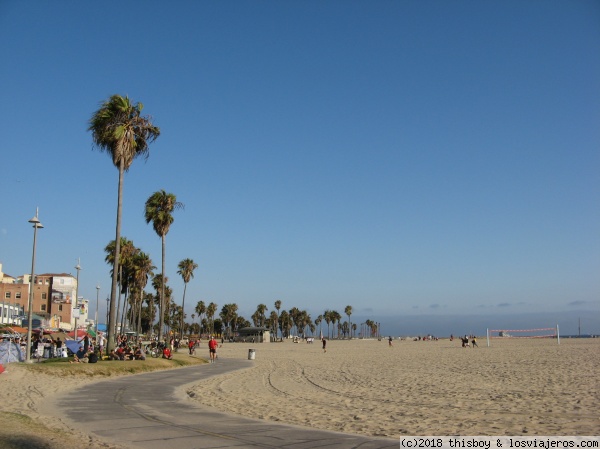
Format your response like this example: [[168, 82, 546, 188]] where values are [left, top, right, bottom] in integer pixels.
[[22, 351, 206, 377]]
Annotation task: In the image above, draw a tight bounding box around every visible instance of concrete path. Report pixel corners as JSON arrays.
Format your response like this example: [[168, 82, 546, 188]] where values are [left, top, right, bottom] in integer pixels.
[[49, 358, 398, 449]]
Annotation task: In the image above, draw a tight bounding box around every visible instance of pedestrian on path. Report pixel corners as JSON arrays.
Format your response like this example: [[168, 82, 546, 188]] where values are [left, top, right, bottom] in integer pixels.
[[208, 336, 218, 363]]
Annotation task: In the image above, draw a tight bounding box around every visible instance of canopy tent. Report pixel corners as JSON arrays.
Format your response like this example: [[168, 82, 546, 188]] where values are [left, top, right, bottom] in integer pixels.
[[47, 331, 73, 342], [67, 329, 92, 339], [2, 326, 27, 334], [64, 340, 82, 355]]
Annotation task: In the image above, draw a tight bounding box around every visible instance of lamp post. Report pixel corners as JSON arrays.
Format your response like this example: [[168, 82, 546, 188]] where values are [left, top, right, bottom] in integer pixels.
[[105, 296, 109, 335], [74, 260, 81, 341], [95, 284, 100, 344], [26, 210, 43, 363]]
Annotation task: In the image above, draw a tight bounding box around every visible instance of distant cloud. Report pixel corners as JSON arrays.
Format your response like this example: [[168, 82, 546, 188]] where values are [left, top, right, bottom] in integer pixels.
[[412, 305, 419, 309], [497, 302, 511, 308], [568, 300, 587, 306], [430, 304, 440, 309], [362, 307, 374, 313]]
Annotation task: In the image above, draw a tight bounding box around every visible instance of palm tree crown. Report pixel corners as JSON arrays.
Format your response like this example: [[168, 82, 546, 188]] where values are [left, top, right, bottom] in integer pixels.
[[89, 94, 160, 170], [145, 190, 183, 237], [177, 258, 198, 339]]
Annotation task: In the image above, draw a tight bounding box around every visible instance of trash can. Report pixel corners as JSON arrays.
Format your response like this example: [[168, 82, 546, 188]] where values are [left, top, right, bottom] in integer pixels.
[[248, 349, 256, 360]]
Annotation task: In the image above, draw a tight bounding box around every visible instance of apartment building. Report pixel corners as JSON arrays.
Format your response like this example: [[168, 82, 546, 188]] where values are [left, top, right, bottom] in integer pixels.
[[0, 264, 88, 330]]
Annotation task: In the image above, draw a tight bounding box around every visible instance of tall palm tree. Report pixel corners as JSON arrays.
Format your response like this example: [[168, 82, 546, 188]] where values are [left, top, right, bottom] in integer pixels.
[[331, 310, 342, 339], [220, 303, 239, 339], [104, 237, 136, 336], [177, 258, 198, 340], [268, 310, 278, 340], [131, 251, 154, 333], [324, 310, 332, 339], [206, 302, 217, 335], [255, 303, 268, 327], [89, 94, 160, 352], [274, 300, 282, 340], [279, 310, 292, 339], [344, 305, 353, 339], [315, 315, 323, 338], [145, 190, 183, 343], [195, 300, 206, 333]]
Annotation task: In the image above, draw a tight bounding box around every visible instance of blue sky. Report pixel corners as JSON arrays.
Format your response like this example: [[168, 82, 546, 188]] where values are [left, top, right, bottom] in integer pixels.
[[1, 1, 599, 335]]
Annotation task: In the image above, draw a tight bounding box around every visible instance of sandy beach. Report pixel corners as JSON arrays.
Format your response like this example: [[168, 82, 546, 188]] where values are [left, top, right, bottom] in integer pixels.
[[0, 338, 598, 449], [187, 338, 599, 437]]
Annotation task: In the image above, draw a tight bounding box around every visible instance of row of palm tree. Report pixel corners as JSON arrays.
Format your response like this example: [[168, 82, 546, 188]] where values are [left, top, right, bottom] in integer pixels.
[[90, 94, 377, 348], [90, 94, 200, 351]]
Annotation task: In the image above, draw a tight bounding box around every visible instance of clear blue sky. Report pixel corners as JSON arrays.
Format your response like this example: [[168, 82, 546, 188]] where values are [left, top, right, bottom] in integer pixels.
[[1, 1, 599, 335]]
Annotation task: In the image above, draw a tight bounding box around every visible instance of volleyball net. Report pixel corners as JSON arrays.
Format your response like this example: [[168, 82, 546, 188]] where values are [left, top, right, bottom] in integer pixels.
[[486, 325, 560, 346]]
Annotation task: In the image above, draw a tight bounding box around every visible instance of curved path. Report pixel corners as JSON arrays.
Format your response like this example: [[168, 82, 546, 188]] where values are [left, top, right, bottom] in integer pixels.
[[48, 358, 397, 449]]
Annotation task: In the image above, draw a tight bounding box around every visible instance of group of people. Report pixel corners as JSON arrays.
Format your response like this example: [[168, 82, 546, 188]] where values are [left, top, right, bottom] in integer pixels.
[[107, 345, 146, 361], [460, 335, 478, 348]]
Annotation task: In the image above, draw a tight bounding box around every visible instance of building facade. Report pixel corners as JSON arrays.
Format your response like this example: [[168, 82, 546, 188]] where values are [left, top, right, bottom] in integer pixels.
[[0, 265, 88, 330]]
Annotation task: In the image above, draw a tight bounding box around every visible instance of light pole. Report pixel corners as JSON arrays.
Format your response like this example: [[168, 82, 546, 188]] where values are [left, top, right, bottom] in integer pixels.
[[26, 210, 43, 363], [74, 260, 81, 341], [95, 284, 100, 344]]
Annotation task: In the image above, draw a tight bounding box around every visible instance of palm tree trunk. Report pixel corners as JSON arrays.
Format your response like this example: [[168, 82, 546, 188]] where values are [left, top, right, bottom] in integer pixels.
[[180, 283, 187, 341], [120, 288, 128, 333], [108, 161, 124, 353], [137, 291, 143, 334], [158, 234, 166, 343], [116, 267, 123, 334]]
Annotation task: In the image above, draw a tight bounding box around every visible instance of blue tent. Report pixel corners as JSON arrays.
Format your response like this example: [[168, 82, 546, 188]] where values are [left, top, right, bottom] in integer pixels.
[[0, 341, 25, 364], [64, 340, 82, 355]]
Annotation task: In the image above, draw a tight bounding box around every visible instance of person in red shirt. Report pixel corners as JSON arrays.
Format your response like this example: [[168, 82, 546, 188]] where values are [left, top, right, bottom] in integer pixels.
[[208, 336, 218, 363], [162, 347, 172, 360]]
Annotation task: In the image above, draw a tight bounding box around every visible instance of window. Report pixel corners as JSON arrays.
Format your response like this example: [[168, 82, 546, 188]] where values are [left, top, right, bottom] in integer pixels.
[[41, 293, 47, 300], [4, 292, 10, 299], [41, 304, 46, 311], [58, 305, 63, 311], [60, 279, 65, 285], [16, 292, 21, 299]]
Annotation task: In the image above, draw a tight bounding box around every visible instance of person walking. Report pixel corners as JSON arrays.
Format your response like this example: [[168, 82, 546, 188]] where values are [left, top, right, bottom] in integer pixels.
[[208, 336, 218, 363], [321, 337, 327, 353]]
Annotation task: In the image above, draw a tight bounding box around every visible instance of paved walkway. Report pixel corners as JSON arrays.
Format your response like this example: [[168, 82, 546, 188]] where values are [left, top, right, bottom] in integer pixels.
[[49, 357, 398, 449]]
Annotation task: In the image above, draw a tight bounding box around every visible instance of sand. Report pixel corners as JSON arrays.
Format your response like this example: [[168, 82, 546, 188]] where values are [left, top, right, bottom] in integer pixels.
[[0, 338, 598, 449], [187, 338, 600, 437]]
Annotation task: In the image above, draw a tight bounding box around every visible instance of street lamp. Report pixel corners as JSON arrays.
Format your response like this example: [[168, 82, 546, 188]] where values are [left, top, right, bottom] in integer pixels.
[[74, 260, 81, 341], [95, 284, 100, 344], [105, 296, 109, 334], [26, 209, 43, 363]]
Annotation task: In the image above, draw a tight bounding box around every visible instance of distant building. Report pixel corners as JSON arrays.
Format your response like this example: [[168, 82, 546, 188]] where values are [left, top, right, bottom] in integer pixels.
[[0, 264, 87, 330], [235, 327, 270, 343]]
